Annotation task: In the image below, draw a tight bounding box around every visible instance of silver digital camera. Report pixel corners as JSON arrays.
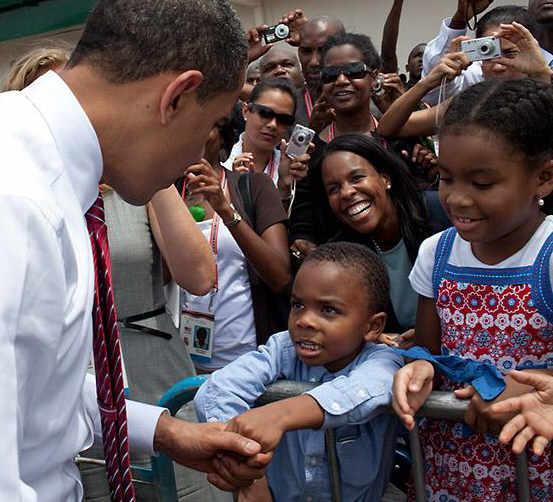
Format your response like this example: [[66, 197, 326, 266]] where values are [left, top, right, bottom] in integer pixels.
[[461, 36, 501, 62], [372, 74, 385, 97], [263, 23, 290, 45], [286, 124, 315, 159]]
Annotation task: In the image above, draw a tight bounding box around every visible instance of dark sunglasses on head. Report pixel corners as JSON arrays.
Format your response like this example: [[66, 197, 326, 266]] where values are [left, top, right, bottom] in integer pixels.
[[321, 62, 371, 84], [248, 103, 295, 127]]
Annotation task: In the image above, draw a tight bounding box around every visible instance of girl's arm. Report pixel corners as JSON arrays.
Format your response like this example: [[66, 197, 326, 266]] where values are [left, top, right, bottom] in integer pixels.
[[185, 161, 291, 293], [148, 185, 216, 295], [414, 295, 442, 354], [377, 52, 470, 138]]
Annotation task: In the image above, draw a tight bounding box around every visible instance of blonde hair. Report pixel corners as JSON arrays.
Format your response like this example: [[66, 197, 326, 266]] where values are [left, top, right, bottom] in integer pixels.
[[4, 46, 71, 91]]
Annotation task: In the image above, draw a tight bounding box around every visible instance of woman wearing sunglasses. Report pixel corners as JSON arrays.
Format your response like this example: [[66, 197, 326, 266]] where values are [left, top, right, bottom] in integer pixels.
[[318, 33, 382, 143], [223, 79, 312, 203]]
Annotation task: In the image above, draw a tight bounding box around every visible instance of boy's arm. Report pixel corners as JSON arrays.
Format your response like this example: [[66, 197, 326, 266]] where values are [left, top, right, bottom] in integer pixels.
[[194, 332, 293, 423], [306, 347, 403, 429], [226, 395, 324, 453]]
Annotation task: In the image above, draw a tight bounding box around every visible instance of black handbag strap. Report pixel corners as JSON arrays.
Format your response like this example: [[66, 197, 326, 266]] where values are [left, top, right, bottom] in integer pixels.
[[237, 172, 256, 226]]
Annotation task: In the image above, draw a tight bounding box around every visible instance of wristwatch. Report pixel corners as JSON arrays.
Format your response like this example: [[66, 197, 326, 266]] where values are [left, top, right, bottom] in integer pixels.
[[223, 210, 242, 228]]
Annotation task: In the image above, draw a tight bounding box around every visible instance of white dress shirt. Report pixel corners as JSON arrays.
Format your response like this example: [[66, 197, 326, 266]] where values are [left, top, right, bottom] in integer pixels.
[[421, 17, 553, 105], [0, 71, 163, 502]]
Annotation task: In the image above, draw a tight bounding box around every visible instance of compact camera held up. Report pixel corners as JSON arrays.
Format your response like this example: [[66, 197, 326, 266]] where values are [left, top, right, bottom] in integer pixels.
[[372, 74, 386, 97], [461, 36, 502, 62], [263, 23, 290, 44], [286, 124, 315, 159]]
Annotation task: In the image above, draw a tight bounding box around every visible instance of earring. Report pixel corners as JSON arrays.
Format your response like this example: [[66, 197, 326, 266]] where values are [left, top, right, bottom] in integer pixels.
[[539, 198, 545, 207], [386, 183, 391, 190]]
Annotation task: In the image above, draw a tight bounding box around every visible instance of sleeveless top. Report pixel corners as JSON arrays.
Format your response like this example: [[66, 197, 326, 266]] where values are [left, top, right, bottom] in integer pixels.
[[417, 227, 553, 501]]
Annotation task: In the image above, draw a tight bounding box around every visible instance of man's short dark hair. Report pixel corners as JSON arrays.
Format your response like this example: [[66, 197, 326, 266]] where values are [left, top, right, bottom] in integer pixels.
[[303, 242, 390, 313], [68, 0, 247, 101]]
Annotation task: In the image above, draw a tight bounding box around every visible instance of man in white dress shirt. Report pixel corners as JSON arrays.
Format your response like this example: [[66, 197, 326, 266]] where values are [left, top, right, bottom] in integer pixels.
[[0, 1, 270, 500]]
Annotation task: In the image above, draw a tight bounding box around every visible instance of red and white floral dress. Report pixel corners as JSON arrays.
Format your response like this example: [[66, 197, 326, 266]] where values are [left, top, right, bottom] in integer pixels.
[[413, 226, 553, 501]]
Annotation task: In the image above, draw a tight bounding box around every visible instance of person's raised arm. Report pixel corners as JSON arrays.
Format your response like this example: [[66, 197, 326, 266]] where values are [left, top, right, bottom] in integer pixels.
[[377, 51, 470, 138], [380, 0, 404, 74], [148, 185, 216, 295], [185, 161, 291, 293]]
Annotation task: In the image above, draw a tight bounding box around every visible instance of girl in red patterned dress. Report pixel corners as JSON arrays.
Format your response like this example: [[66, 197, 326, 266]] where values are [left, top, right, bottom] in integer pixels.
[[395, 78, 553, 501]]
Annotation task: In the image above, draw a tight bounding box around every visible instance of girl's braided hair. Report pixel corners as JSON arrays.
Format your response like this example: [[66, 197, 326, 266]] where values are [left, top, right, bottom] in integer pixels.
[[440, 79, 553, 167]]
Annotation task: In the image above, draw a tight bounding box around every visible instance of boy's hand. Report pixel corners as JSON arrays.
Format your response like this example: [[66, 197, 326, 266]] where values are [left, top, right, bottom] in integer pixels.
[[392, 360, 434, 430], [226, 406, 288, 453], [226, 395, 324, 454]]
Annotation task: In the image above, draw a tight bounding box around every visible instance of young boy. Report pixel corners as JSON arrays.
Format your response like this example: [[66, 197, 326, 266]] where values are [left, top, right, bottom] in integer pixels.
[[194, 242, 403, 501]]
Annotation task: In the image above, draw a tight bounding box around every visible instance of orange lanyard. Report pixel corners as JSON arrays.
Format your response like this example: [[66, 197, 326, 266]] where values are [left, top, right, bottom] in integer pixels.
[[208, 170, 228, 291]]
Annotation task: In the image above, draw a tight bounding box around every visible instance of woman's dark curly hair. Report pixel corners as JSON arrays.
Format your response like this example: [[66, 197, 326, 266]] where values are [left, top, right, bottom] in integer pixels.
[[317, 134, 431, 262], [321, 32, 381, 70]]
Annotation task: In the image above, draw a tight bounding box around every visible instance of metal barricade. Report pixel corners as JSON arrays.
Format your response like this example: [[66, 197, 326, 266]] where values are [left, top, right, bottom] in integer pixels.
[[76, 379, 532, 502]]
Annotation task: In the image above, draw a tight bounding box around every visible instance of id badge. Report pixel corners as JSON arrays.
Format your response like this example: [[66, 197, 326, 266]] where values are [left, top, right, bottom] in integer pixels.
[[181, 292, 216, 364]]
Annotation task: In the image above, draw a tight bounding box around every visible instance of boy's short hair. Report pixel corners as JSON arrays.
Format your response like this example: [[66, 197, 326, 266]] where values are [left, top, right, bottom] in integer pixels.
[[67, 0, 247, 101], [303, 242, 389, 313]]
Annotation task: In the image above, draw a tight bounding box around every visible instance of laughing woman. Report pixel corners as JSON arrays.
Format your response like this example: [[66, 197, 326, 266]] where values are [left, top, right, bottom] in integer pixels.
[[318, 134, 449, 343]]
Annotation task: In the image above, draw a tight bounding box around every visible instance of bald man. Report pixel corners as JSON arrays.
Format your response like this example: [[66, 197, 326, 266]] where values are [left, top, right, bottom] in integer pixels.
[[298, 17, 345, 105]]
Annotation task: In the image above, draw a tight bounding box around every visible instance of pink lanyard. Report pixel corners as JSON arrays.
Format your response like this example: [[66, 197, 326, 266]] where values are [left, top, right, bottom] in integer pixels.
[[304, 89, 314, 119], [327, 114, 379, 142], [265, 153, 277, 181]]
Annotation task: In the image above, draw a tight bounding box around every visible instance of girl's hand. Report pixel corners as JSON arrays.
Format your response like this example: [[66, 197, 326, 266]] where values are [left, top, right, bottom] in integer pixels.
[[496, 22, 553, 83], [489, 370, 553, 455], [185, 160, 233, 219], [392, 360, 435, 430], [233, 153, 255, 173], [423, 50, 471, 89]]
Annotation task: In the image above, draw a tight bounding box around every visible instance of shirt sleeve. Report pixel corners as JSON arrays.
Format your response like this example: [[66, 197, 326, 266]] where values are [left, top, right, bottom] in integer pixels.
[[83, 375, 165, 456], [251, 173, 287, 235], [0, 195, 63, 501], [421, 17, 483, 105], [305, 346, 403, 429], [194, 332, 292, 422], [408, 232, 441, 299]]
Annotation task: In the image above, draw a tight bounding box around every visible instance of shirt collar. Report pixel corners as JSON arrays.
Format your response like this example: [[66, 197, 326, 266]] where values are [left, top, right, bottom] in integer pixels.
[[22, 71, 103, 215]]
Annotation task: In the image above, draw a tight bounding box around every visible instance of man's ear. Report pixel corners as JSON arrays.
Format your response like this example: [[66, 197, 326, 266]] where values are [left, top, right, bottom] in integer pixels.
[[537, 158, 553, 201], [160, 70, 204, 125], [364, 312, 387, 343]]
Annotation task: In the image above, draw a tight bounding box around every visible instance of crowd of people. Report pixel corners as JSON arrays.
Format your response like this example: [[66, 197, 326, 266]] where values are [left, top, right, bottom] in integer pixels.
[[3, 0, 553, 501]]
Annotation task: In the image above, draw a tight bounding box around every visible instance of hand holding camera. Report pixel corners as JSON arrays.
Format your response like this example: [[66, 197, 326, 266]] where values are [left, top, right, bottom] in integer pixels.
[[277, 9, 308, 47], [495, 22, 552, 83], [309, 94, 336, 134], [423, 50, 471, 89]]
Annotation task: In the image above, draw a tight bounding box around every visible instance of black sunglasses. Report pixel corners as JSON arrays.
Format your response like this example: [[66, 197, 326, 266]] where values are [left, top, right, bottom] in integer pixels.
[[321, 62, 371, 84], [247, 103, 295, 127]]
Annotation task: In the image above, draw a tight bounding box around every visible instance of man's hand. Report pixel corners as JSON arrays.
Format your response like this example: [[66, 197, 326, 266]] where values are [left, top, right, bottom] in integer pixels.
[[392, 360, 435, 430], [488, 370, 553, 455], [247, 25, 271, 63], [153, 414, 267, 491], [455, 385, 510, 435], [278, 9, 308, 47], [451, 0, 494, 29]]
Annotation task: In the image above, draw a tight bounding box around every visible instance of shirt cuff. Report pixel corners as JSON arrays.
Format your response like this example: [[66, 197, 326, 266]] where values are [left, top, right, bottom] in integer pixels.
[[305, 376, 387, 429], [443, 16, 468, 36], [126, 400, 167, 456]]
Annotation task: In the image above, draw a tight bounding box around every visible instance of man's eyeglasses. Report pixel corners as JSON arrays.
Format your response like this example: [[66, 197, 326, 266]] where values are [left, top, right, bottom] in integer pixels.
[[247, 103, 295, 127], [320, 62, 372, 84]]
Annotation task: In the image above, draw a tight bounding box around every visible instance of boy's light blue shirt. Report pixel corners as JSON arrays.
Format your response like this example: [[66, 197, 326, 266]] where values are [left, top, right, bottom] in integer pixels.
[[194, 331, 404, 501]]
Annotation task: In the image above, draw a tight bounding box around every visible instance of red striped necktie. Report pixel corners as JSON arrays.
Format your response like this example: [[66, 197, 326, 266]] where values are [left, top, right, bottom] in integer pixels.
[[86, 194, 136, 502]]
